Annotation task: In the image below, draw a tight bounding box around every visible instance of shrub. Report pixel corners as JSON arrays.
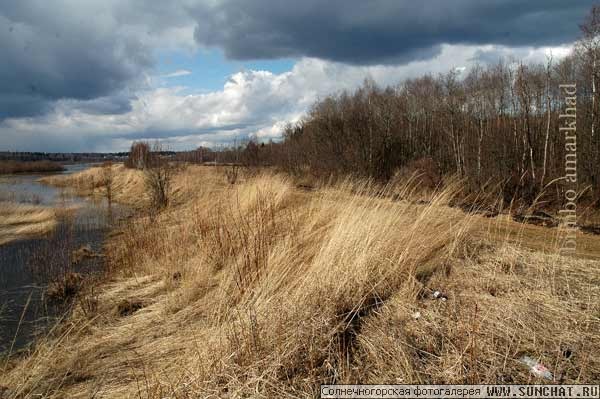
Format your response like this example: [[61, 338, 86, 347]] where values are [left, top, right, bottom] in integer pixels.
[[144, 143, 173, 210], [394, 157, 442, 191], [101, 161, 114, 205]]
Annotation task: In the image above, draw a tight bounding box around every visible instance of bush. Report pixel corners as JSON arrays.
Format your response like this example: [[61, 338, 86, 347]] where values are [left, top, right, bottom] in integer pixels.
[[102, 161, 114, 205], [393, 157, 442, 190], [144, 143, 173, 210]]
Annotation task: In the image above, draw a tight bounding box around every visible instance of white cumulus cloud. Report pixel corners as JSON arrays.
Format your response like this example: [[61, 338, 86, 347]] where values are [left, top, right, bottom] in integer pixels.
[[0, 44, 572, 152]]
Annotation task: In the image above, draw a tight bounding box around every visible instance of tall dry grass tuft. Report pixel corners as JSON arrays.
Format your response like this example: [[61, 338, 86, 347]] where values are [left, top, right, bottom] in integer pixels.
[[1, 166, 598, 398], [205, 178, 470, 392]]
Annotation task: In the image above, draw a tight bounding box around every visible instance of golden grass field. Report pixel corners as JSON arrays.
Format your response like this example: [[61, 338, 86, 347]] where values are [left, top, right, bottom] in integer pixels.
[[1, 164, 599, 398]]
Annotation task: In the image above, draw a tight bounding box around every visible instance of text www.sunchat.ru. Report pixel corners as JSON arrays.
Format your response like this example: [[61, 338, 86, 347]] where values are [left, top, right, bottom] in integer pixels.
[[320, 384, 599, 399]]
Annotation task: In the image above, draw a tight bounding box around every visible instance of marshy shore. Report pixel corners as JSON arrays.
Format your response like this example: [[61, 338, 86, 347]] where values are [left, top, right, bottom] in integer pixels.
[[1, 163, 599, 397], [0, 165, 125, 367]]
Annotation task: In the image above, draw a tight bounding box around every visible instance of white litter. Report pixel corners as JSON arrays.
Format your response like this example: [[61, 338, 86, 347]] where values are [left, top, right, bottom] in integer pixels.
[[520, 355, 553, 380]]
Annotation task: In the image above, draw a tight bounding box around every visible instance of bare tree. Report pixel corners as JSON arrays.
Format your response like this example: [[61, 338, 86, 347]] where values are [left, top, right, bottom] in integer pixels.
[[144, 142, 173, 210], [579, 5, 600, 203], [125, 141, 150, 169], [541, 53, 553, 187]]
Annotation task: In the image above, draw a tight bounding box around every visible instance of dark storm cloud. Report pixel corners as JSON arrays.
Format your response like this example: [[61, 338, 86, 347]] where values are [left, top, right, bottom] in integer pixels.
[[63, 93, 136, 116], [0, 1, 154, 119], [191, 0, 594, 64]]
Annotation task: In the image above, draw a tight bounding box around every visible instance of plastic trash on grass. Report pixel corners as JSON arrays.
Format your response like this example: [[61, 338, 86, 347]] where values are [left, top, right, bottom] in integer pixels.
[[520, 355, 553, 380], [432, 291, 448, 301]]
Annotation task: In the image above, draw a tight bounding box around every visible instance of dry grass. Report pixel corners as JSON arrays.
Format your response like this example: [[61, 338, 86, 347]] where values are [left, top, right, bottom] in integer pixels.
[[1, 165, 599, 397], [0, 202, 57, 245], [39, 163, 224, 209], [40, 164, 147, 208], [473, 214, 600, 261]]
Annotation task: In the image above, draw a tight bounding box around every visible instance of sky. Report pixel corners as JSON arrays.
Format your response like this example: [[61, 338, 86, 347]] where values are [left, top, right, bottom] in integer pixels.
[[0, 0, 595, 152]]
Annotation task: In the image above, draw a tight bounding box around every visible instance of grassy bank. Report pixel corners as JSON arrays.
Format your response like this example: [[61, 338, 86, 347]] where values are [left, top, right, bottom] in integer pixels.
[[0, 203, 57, 245], [0, 161, 65, 175], [1, 165, 598, 397]]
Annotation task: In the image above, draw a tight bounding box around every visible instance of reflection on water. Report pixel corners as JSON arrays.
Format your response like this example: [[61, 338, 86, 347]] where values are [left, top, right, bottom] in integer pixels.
[[0, 163, 93, 205], [0, 164, 127, 355]]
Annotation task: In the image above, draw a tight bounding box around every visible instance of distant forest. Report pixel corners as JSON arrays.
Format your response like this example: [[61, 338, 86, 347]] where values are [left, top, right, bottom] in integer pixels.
[[211, 7, 600, 207], [0, 152, 124, 163]]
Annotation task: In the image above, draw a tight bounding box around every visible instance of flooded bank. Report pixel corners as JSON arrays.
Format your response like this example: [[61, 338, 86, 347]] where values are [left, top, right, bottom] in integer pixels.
[[0, 163, 91, 205], [0, 164, 126, 355]]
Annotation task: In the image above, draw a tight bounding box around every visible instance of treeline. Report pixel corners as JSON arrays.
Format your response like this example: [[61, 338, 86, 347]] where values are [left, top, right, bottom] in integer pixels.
[[124, 142, 176, 169], [128, 142, 270, 168], [0, 160, 65, 174], [277, 61, 594, 202], [173, 143, 271, 167], [0, 151, 124, 163], [231, 8, 600, 206]]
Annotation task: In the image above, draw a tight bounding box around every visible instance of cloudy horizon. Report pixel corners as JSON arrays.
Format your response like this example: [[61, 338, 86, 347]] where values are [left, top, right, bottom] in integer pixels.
[[0, 1, 594, 152]]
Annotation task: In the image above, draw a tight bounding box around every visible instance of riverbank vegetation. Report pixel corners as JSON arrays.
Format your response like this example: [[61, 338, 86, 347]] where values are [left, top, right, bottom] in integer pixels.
[[1, 164, 598, 397], [0, 202, 57, 245], [0, 161, 65, 175]]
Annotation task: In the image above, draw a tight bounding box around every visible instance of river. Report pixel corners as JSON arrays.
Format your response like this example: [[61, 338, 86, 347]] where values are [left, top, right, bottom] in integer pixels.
[[0, 164, 124, 355]]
